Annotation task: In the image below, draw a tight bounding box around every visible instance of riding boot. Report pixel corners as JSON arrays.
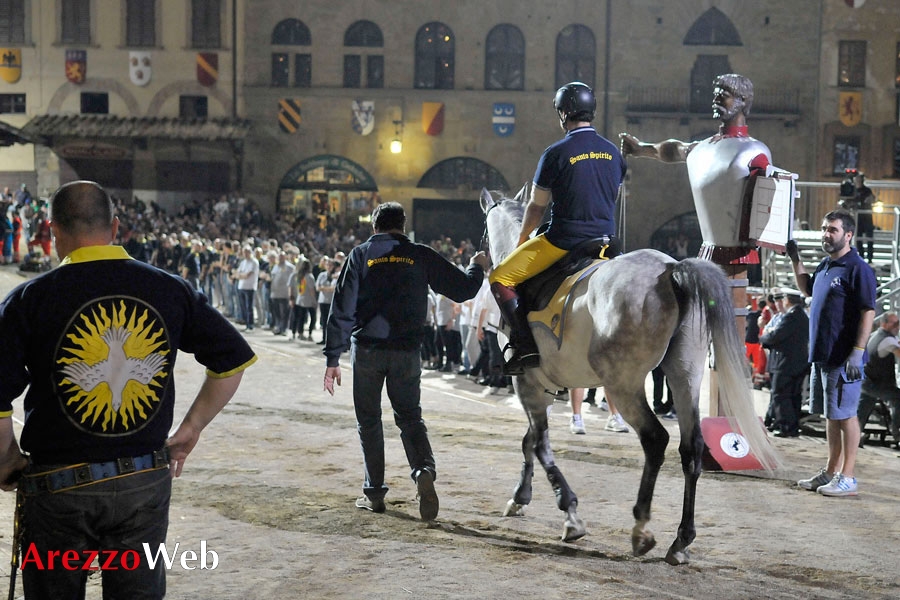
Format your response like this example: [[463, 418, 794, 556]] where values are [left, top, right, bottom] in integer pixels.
[[490, 282, 540, 375]]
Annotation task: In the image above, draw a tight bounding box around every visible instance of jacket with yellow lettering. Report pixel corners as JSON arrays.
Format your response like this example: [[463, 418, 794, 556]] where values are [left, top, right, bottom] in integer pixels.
[[323, 233, 484, 366]]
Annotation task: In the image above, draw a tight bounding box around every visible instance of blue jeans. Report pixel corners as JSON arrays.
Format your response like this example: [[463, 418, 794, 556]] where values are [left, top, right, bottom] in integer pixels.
[[239, 288, 255, 328], [21, 467, 171, 600], [351, 343, 435, 500]]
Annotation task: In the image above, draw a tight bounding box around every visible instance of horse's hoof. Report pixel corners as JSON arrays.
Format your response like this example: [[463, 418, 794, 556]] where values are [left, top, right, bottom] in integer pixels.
[[561, 515, 587, 542], [503, 499, 525, 517], [631, 532, 657, 557], [664, 546, 690, 565]]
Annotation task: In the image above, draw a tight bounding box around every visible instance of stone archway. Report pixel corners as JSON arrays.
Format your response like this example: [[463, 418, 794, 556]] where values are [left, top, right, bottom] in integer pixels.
[[276, 154, 379, 226], [147, 81, 234, 117], [47, 79, 141, 115]]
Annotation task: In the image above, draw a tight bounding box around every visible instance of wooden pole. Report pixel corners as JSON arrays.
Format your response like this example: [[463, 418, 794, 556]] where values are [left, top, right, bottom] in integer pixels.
[[707, 264, 748, 417]]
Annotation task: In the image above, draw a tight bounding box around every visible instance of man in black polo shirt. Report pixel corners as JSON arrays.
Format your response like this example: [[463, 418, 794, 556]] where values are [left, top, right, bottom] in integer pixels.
[[0, 180, 256, 599]]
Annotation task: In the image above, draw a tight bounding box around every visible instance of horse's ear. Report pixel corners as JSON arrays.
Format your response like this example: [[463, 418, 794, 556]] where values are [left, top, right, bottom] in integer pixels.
[[514, 182, 531, 204], [479, 187, 495, 214]]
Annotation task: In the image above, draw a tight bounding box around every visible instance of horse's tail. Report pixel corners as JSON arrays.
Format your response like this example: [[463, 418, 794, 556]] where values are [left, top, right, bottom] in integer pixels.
[[671, 258, 782, 473]]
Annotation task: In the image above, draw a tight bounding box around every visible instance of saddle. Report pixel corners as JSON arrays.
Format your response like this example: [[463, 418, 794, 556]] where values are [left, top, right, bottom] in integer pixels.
[[516, 236, 622, 348], [518, 236, 621, 310]]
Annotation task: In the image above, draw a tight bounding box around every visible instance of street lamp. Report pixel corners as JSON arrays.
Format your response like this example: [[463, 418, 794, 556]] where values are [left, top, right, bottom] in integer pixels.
[[390, 120, 403, 154]]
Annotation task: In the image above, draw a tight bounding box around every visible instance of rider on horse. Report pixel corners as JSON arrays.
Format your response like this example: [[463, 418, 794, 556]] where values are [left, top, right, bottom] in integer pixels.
[[489, 82, 626, 375]]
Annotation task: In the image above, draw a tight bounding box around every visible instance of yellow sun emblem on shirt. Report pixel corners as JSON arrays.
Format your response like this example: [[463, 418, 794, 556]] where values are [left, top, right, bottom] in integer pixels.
[[56, 298, 170, 435]]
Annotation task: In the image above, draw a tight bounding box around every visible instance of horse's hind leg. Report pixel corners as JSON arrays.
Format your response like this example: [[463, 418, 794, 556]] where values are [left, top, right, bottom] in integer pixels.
[[612, 387, 669, 558], [503, 427, 535, 517], [665, 414, 703, 565], [660, 343, 706, 566]]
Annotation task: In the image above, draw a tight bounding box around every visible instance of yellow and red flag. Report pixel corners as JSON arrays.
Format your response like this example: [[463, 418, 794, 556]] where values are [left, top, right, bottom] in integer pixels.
[[197, 52, 218, 87], [422, 102, 444, 136]]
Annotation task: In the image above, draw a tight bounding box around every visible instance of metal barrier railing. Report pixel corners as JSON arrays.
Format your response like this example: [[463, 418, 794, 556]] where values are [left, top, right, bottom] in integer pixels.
[[764, 181, 900, 313]]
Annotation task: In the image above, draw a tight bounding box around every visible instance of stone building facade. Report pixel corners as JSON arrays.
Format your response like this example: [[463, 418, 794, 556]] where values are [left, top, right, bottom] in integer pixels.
[[0, 1, 898, 251], [0, 0, 245, 211]]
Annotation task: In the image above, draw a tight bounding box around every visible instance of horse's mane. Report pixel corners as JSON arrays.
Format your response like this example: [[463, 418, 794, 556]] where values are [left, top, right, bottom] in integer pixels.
[[486, 193, 524, 264]]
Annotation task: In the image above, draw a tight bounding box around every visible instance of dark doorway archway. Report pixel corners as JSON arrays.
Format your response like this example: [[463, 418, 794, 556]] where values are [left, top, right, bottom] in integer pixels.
[[413, 156, 509, 246]]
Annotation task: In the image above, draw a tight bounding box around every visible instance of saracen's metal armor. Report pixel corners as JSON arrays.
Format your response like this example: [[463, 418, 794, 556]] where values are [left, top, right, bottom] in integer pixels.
[[686, 134, 771, 263]]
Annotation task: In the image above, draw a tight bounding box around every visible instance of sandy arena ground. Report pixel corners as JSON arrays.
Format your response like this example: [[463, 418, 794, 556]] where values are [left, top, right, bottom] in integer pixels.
[[0, 266, 898, 599]]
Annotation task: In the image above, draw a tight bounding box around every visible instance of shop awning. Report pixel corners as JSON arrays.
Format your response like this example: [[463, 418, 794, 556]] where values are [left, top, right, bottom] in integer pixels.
[[0, 119, 44, 146], [22, 114, 251, 142]]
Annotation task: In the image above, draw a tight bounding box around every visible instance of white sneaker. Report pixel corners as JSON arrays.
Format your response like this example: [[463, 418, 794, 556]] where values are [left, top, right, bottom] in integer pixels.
[[816, 473, 858, 497], [598, 398, 609, 411], [605, 413, 629, 433], [570, 414, 586, 435]]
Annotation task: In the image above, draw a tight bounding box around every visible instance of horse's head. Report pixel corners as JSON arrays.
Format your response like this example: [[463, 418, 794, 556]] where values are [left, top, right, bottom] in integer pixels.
[[480, 185, 527, 267]]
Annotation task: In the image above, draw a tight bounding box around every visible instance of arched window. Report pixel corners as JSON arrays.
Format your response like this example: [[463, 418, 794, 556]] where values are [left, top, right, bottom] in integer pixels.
[[555, 25, 595, 88], [344, 20, 384, 88], [344, 20, 383, 47], [485, 24, 524, 90], [271, 19, 311, 88], [418, 157, 509, 191], [684, 7, 742, 46], [415, 22, 454, 90], [272, 18, 310, 45]]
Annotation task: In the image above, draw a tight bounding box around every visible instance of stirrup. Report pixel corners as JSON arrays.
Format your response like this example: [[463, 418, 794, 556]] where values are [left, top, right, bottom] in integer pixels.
[[502, 346, 540, 376]]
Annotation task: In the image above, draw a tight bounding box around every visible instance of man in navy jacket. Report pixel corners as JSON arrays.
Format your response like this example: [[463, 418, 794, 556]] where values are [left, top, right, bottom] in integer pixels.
[[323, 202, 489, 521]]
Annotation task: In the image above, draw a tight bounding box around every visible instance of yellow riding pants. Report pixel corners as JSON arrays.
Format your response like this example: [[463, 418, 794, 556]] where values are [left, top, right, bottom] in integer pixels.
[[488, 234, 568, 288]]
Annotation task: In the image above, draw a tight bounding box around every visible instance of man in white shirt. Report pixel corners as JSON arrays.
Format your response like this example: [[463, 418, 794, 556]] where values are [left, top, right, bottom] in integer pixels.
[[235, 245, 259, 331]]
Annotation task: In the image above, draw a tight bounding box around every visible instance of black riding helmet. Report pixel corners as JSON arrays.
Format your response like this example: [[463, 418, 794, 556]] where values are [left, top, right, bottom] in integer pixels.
[[553, 82, 596, 123]]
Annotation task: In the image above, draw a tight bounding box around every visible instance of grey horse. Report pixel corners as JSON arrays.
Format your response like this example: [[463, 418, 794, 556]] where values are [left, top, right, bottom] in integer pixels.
[[480, 187, 780, 565]]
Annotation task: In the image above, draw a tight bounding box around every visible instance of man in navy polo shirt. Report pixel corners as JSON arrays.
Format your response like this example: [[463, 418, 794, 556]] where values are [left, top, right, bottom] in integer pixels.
[[0, 181, 256, 598], [787, 209, 876, 497], [489, 81, 625, 374]]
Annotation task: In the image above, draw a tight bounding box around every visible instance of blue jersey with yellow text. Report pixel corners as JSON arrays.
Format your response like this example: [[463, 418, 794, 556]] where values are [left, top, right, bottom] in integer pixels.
[[533, 126, 625, 249]]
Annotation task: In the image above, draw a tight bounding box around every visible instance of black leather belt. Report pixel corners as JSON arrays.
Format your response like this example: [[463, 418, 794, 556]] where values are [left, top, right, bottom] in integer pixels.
[[22, 448, 170, 495]]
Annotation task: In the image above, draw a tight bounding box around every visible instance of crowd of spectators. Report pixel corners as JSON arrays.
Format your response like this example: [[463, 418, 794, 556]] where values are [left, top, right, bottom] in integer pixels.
[[89, 193, 479, 345], [0, 184, 52, 268], [108, 193, 479, 275]]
